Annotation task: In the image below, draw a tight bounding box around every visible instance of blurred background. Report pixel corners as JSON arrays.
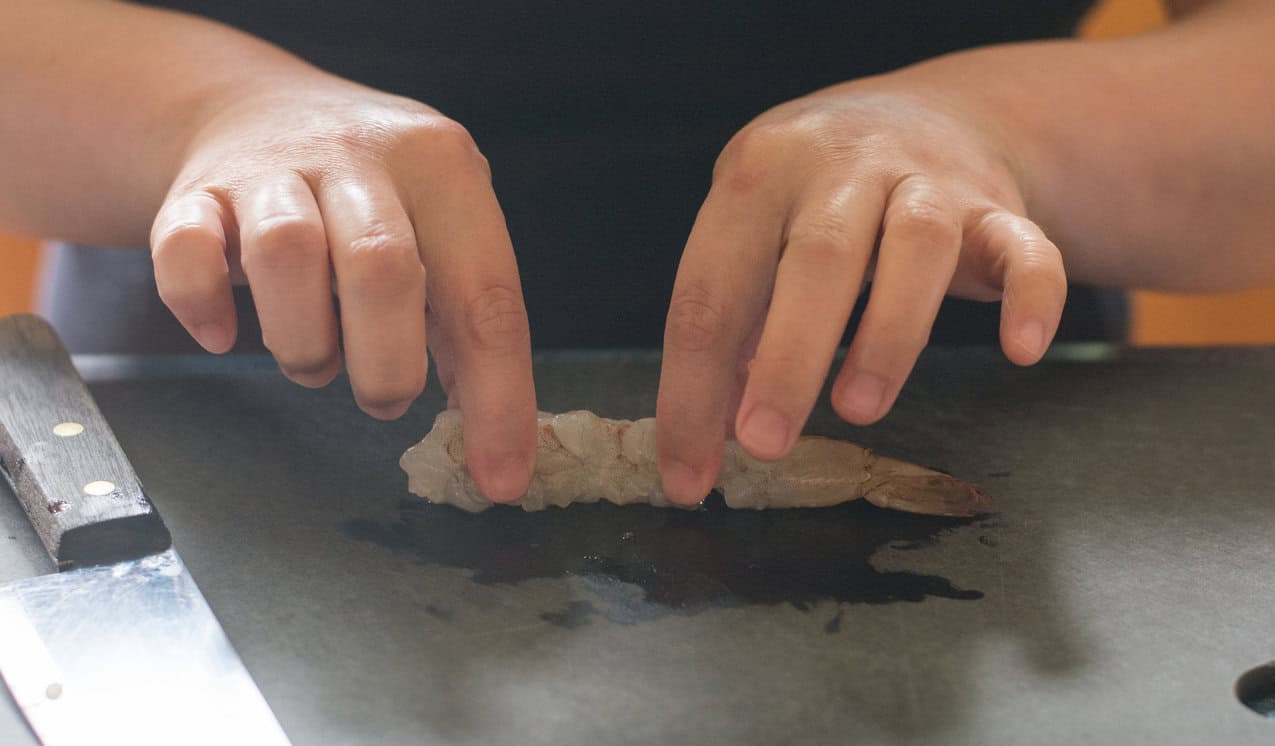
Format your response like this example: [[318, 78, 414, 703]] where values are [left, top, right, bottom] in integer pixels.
[[3, 0, 1272, 344]]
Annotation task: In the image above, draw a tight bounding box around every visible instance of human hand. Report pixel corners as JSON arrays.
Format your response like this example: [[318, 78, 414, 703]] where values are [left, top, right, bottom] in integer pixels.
[[657, 82, 1067, 504], [149, 80, 536, 501]]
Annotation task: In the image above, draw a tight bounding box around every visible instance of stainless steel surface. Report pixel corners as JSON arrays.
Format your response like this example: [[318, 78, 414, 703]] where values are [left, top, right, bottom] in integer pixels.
[[0, 318, 290, 746], [0, 347, 1272, 745], [0, 549, 289, 745]]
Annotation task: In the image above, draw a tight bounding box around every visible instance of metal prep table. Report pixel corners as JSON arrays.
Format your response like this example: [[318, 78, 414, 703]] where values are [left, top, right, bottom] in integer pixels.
[[2, 345, 1272, 744]]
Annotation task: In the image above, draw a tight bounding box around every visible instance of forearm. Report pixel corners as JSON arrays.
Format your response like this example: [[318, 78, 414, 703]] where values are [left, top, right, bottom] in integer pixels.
[[0, 0, 323, 246], [854, 0, 1275, 292]]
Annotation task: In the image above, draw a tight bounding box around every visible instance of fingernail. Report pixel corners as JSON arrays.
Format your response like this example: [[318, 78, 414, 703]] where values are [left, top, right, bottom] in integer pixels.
[[194, 322, 230, 353], [1017, 321, 1047, 360], [661, 459, 705, 506], [484, 454, 531, 503], [839, 371, 887, 422], [739, 406, 791, 460]]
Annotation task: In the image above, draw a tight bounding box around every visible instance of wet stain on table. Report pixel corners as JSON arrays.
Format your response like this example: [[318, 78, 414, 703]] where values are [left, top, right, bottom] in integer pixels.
[[345, 495, 985, 625]]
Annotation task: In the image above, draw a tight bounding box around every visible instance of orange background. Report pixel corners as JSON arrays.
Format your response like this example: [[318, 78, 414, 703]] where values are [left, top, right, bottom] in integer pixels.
[[3, 0, 1273, 342], [0, 235, 40, 317]]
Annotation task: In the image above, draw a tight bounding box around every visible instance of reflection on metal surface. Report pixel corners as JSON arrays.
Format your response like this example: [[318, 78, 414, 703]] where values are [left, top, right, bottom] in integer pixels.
[[1237, 662, 1275, 719], [0, 549, 290, 745], [50, 423, 83, 438]]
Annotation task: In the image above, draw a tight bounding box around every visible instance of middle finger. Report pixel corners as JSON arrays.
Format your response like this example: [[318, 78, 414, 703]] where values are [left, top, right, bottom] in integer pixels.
[[319, 175, 428, 419]]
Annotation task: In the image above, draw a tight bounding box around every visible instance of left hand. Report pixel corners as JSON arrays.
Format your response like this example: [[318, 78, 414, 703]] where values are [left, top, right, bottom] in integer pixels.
[[656, 80, 1067, 504]]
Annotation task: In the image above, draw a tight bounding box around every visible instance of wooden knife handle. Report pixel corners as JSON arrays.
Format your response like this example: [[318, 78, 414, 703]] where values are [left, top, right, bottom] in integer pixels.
[[0, 314, 170, 570]]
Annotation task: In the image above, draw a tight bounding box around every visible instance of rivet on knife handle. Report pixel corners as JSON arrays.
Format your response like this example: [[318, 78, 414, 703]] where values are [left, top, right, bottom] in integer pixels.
[[0, 314, 170, 570]]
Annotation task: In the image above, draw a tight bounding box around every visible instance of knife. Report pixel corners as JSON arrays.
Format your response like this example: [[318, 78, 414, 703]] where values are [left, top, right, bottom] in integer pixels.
[[0, 314, 290, 745]]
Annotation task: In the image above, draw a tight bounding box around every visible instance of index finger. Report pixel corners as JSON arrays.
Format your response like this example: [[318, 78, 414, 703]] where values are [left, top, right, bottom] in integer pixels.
[[398, 125, 537, 503]]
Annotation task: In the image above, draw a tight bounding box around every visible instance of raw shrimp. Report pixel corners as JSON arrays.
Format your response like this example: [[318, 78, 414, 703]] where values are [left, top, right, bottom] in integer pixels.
[[401, 410, 990, 516]]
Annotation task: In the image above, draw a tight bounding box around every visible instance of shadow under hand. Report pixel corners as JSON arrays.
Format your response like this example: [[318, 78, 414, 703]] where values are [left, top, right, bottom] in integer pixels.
[[345, 496, 984, 625]]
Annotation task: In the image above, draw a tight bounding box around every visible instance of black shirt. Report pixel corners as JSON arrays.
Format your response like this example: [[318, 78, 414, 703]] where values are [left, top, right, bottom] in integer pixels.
[[54, 1, 1116, 352]]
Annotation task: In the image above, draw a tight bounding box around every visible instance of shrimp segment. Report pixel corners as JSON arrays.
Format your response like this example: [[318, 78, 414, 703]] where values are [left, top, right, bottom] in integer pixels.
[[401, 410, 990, 516]]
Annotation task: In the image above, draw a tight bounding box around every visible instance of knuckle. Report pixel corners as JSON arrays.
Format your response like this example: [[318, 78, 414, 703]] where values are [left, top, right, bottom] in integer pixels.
[[464, 285, 530, 352], [1021, 236, 1065, 269], [151, 218, 224, 270], [1016, 249, 1068, 293], [980, 212, 1067, 286], [979, 210, 1033, 248], [151, 189, 226, 247], [748, 351, 823, 384], [152, 220, 217, 253], [345, 230, 414, 266], [790, 239, 854, 276], [713, 124, 789, 193], [665, 284, 729, 353], [340, 230, 424, 295], [427, 117, 477, 149], [887, 197, 961, 250], [785, 212, 854, 260], [1017, 237, 1062, 267], [414, 119, 491, 178], [242, 215, 327, 273]]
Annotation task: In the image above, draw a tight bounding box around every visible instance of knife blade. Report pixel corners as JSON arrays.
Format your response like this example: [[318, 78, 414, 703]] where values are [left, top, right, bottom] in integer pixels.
[[0, 314, 290, 745]]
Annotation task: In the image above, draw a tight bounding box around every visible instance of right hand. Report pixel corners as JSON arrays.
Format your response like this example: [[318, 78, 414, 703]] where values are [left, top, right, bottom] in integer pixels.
[[148, 79, 536, 502]]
